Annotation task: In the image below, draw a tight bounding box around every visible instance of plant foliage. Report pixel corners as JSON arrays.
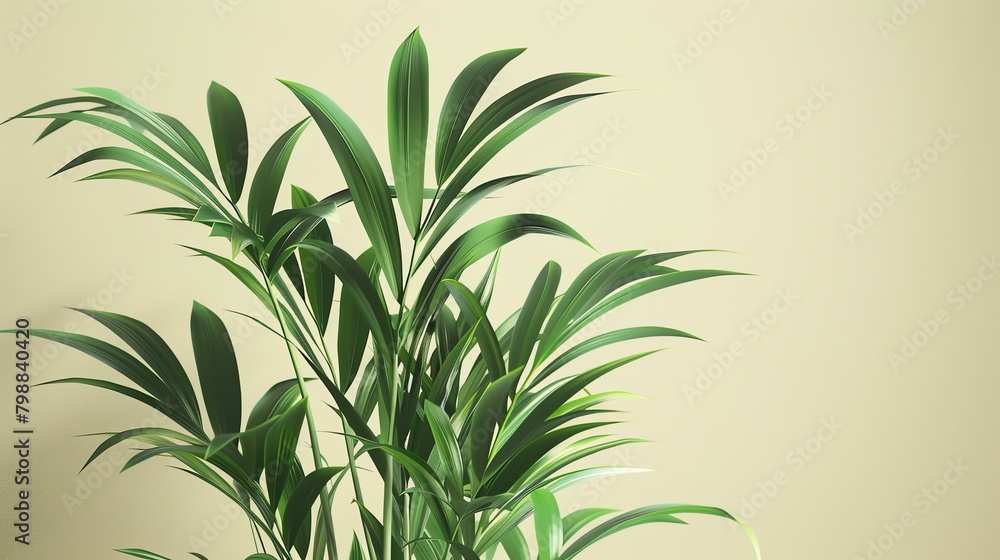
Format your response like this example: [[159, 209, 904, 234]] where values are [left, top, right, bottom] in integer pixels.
[[5, 28, 759, 560]]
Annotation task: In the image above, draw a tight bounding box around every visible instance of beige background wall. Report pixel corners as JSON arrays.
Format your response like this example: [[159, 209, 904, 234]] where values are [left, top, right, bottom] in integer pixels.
[[1, 1, 997, 559]]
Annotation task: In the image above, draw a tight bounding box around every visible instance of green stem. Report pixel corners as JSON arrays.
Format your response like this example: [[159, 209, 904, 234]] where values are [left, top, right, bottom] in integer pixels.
[[382, 366, 400, 560], [267, 284, 339, 560], [402, 493, 411, 559], [319, 336, 378, 560]]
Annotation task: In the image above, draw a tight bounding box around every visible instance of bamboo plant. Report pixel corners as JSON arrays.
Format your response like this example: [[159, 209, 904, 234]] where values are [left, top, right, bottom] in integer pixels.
[[5, 29, 760, 560]]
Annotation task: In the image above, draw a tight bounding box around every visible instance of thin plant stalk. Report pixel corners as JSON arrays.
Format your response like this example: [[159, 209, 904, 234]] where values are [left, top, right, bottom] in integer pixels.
[[266, 283, 338, 560]]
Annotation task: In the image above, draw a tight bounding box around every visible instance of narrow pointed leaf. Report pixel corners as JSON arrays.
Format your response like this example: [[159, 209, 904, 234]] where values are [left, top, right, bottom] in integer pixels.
[[76, 87, 216, 184], [436, 48, 525, 182], [423, 401, 464, 498], [207, 81, 249, 202], [508, 261, 561, 375], [190, 302, 242, 437], [441, 280, 504, 382], [448, 73, 605, 179], [388, 28, 429, 237], [280, 79, 403, 298], [115, 549, 174, 560], [532, 488, 562, 560], [281, 466, 348, 550], [291, 185, 336, 333], [247, 117, 311, 233], [499, 526, 531, 560], [429, 93, 606, 226], [73, 309, 201, 428], [25, 111, 223, 209], [297, 239, 394, 361], [263, 399, 308, 508]]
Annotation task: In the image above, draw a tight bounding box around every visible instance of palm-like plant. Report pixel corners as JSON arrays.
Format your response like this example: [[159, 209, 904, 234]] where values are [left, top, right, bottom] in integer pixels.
[[5, 29, 759, 560]]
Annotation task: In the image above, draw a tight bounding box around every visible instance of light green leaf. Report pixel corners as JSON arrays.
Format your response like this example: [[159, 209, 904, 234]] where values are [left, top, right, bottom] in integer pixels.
[[531, 488, 562, 560]]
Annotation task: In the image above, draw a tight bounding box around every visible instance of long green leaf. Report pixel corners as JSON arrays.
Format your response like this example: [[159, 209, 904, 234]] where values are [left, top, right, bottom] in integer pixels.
[[115, 549, 173, 560], [74, 309, 202, 429], [423, 401, 464, 499], [291, 185, 336, 334], [560, 504, 758, 560], [263, 399, 308, 509], [190, 302, 242, 437], [52, 145, 208, 207], [183, 247, 273, 313], [280, 79, 403, 299], [532, 488, 562, 560], [532, 326, 700, 388], [76, 87, 216, 185], [26, 329, 170, 404], [445, 73, 605, 181], [81, 427, 205, 473], [441, 280, 505, 383], [25, 111, 224, 211], [499, 526, 531, 560], [4, 95, 105, 124], [508, 261, 561, 376], [207, 81, 249, 202], [297, 240, 394, 361], [561, 508, 616, 542], [247, 117, 311, 233], [428, 92, 606, 228], [422, 167, 577, 256], [388, 28, 429, 237], [435, 48, 525, 183], [281, 466, 347, 550]]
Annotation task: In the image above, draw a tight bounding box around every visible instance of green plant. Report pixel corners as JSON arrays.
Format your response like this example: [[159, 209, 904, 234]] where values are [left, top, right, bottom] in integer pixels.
[[6, 29, 759, 560]]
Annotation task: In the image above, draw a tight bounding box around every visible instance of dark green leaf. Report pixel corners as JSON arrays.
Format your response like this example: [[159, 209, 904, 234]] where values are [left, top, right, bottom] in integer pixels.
[[388, 28, 429, 237], [264, 399, 308, 509], [281, 466, 347, 550], [207, 81, 249, 202], [280, 79, 403, 299], [291, 185, 336, 334], [435, 48, 525, 183], [74, 309, 202, 429], [190, 302, 242, 437], [247, 118, 311, 233], [508, 261, 561, 376]]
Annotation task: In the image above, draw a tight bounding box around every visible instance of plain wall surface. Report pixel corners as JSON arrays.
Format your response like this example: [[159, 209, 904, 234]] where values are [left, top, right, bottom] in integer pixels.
[[1, 1, 997, 558]]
